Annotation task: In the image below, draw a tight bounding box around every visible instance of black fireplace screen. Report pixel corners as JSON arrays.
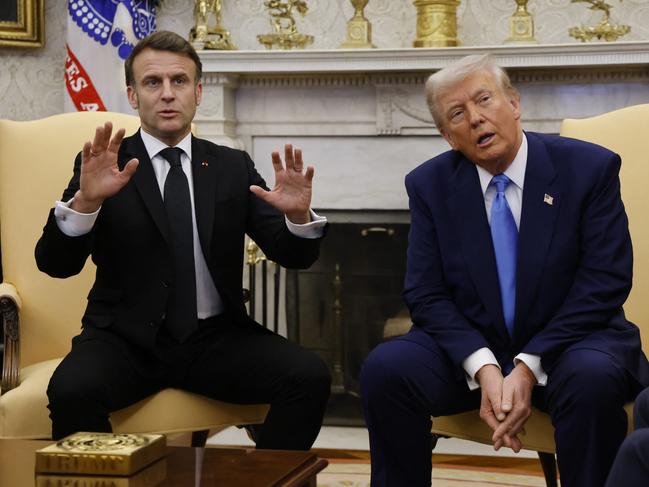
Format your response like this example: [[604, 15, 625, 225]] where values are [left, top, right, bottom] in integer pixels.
[[286, 221, 410, 425]]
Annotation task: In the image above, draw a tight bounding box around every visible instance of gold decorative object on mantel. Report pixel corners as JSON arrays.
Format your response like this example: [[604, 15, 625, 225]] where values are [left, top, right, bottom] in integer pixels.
[[505, 0, 538, 44], [340, 0, 375, 49], [569, 0, 630, 42], [257, 0, 314, 50], [412, 0, 460, 48], [190, 0, 237, 50]]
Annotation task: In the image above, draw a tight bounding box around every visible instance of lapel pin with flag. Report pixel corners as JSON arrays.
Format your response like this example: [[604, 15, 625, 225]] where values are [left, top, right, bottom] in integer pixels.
[[544, 193, 554, 206]]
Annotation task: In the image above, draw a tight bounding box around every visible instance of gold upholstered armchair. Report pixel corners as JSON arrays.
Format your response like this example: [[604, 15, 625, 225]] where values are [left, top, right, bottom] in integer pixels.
[[429, 104, 649, 487], [0, 111, 268, 442]]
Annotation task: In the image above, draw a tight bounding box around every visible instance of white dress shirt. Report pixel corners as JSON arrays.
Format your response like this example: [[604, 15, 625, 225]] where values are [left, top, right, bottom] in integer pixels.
[[54, 129, 327, 319], [461, 133, 548, 389]]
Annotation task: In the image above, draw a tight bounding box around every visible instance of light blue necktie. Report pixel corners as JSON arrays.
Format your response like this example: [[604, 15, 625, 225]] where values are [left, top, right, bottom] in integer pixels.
[[490, 174, 518, 337]]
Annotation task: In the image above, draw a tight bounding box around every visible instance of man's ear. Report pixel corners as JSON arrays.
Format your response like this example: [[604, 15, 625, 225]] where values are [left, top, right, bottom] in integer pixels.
[[195, 81, 203, 106], [127, 86, 138, 110], [508, 89, 521, 121], [440, 128, 458, 150]]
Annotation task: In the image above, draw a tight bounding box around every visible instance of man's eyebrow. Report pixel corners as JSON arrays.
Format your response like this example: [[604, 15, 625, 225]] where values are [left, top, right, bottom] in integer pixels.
[[471, 86, 492, 98]]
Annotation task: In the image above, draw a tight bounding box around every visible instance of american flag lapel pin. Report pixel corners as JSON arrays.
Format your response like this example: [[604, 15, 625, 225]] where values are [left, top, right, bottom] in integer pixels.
[[543, 193, 554, 205]]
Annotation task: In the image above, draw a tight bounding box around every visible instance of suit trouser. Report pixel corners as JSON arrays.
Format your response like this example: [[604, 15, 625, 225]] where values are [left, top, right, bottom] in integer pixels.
[[47, 315, 331, 449], [605, 388, 649, 487], [360, 326, 635, 487]]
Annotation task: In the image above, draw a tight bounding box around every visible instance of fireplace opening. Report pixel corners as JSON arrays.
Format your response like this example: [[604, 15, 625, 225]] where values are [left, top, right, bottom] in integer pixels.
[[286, 212, 410, 425]]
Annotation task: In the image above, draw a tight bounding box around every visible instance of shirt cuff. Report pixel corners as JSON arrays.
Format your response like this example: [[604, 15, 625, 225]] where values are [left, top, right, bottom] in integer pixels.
[[514, 353, 548, 386], [54, 198, 100, 237], [462, 347, 499, 391], [285, 209, 327, 239]]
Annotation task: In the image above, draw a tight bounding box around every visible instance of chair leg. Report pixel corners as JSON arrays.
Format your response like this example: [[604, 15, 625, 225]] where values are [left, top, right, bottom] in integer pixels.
[[191, 429, 210, 447], [537, 452, 558, 487]]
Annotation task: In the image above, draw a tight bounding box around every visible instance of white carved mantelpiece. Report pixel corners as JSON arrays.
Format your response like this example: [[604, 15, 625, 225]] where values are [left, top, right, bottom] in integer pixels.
[[197, 43, 649, 210]]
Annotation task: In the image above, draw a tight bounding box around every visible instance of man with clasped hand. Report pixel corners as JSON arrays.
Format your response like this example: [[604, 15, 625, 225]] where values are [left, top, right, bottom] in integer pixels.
[[36, 31, 330, 448], [360, 54, 649, 487]]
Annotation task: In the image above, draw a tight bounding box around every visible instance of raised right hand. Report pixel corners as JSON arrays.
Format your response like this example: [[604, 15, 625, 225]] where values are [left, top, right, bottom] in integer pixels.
[[71, 121, 139, 213]]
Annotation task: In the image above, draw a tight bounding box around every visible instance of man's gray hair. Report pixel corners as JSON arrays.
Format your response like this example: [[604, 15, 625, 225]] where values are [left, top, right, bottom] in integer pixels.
[[425, 54, 517, 129]]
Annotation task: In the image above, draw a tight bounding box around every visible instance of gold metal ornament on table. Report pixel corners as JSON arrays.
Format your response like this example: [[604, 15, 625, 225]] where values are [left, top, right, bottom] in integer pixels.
[[505, 0, 538, 44], [569, 0, 630, 42], [190, 0, 237, 50], [340, 0, 375, 49], [412, 0, 460, 48], [257, 0, 314, 50]]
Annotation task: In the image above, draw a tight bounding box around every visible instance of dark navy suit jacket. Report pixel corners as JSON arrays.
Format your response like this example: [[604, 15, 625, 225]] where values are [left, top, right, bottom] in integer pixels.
[[403, 131, 649, 386]]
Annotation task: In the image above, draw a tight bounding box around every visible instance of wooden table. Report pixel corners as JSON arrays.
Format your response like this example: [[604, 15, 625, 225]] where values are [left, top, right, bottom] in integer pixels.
[[0, 439, 328, 486]]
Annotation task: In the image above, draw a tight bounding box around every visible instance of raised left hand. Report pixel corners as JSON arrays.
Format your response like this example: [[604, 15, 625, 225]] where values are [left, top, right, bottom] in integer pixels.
[[249, 143, 313, 224]]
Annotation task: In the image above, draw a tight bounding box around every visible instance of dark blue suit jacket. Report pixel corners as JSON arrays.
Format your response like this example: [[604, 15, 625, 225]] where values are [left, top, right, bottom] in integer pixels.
[[403, 131, 649, 386]]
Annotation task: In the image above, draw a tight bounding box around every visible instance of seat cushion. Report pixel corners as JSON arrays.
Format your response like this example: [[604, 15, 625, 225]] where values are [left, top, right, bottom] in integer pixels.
[[111, 388, 269, 435], [0, 358, 269, 439], [432, 403, 635, 454]]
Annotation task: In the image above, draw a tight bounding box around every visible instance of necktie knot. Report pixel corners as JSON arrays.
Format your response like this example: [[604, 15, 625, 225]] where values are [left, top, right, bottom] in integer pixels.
[[491, 174, 511, 194], [159, 147, 183, 168]]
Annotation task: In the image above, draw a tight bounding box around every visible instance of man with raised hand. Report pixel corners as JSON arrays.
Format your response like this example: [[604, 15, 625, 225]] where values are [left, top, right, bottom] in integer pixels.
[[37, 30, 330, 449]]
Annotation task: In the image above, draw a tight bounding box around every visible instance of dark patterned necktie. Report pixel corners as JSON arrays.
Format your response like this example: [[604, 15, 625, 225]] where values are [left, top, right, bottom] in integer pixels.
[[159, 147, 198, 342], [490, 174, 518, 337]]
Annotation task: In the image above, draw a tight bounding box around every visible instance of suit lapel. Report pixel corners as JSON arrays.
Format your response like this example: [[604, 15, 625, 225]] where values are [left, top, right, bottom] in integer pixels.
[[447, 157, 510, 342], [515, 133, 560, 341], [122, 131, 171, 246], [191, 136, 218, 262]]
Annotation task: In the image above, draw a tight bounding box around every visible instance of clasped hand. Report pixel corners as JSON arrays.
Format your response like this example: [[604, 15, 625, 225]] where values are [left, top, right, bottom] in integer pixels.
[[476, 363, 536, 453], [249, 144, 313, 225]]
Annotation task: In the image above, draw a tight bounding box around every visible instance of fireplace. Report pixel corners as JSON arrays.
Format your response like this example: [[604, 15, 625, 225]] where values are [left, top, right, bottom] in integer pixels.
[[284, 211, 409, 425]]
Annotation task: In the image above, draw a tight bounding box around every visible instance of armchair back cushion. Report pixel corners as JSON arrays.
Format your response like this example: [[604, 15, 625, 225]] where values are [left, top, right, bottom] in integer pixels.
[[0, 112, 140, 367], [560, 104, 649, 349]]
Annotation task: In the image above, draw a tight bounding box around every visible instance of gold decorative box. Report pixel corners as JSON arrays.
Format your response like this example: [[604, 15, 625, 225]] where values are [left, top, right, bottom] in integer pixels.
[[35, 432, 167, 476]]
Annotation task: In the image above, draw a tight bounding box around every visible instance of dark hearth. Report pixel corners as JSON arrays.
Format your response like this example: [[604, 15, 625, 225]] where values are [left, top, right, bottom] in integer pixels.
[[286, 213, 410, 425]]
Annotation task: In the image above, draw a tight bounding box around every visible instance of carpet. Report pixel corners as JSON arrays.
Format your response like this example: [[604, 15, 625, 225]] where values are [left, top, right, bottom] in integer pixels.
[[318, 460, 553, 487]]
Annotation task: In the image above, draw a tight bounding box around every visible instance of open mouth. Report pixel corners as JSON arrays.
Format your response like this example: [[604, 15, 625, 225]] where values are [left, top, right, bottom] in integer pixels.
[[477, 133, 495, 146]]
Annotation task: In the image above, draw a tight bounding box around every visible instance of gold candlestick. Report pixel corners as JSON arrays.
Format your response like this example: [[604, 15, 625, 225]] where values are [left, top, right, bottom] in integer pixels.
[[569, 0, 630, 42], [505, 0, 537, 44], [190, 0, 237, 50], [412, 0, 460, 48], [257, 0, 314, 50], [340, 0, 375, 49]]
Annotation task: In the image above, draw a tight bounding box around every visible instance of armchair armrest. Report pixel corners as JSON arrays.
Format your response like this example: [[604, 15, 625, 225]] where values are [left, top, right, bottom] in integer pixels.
[[0, 282, 21, 395]]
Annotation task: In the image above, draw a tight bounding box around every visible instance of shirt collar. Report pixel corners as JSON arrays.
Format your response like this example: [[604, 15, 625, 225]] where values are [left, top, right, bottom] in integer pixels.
[[139, 129, 193, 161], [476, 131, 527, 195]]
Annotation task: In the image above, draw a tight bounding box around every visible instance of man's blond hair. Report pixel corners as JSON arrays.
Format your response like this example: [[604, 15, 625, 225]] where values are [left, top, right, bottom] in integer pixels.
[[425, 54, 518, 129]]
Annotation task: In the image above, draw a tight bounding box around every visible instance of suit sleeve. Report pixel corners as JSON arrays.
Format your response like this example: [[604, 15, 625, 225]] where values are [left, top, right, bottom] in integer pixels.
[[34, 152, 95, 278], [242, 152, 324, 270], [522, 153, 633, 366], [403, 173, 492, 367]]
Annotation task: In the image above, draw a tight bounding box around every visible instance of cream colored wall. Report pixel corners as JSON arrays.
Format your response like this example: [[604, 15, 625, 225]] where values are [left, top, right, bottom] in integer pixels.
[[2, 0, 649, 121]]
